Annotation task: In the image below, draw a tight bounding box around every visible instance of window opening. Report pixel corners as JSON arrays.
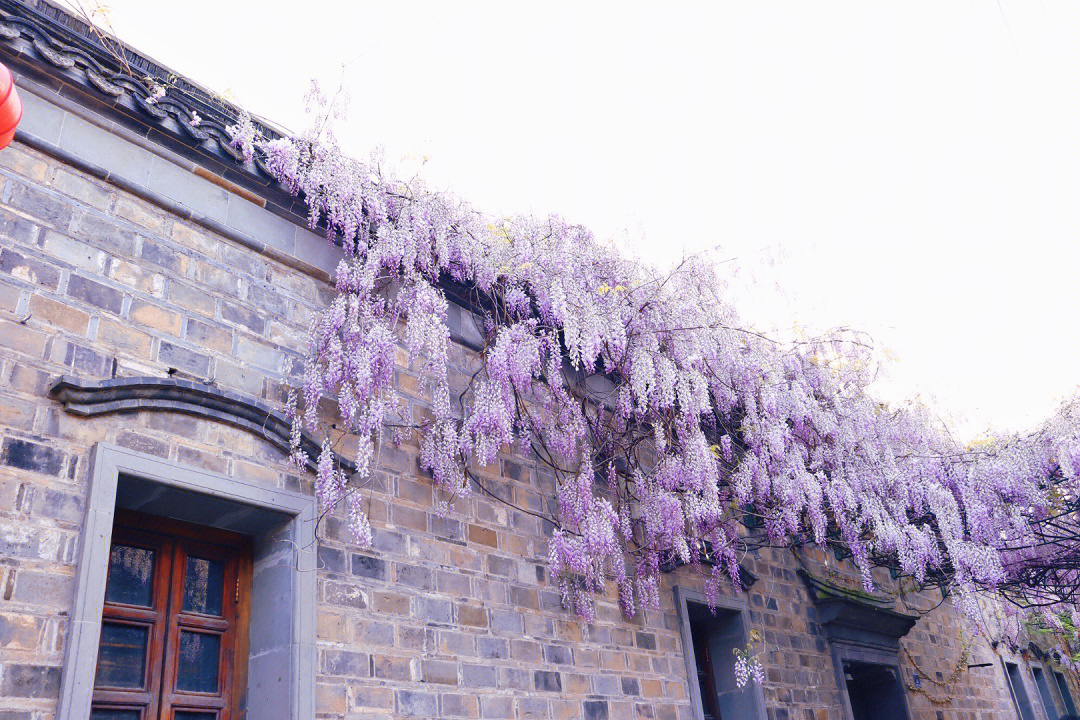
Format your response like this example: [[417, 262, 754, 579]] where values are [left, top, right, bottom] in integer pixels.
[[1005, 661, 1037, 720], [1032, 666, 1060, 720], [1055, 671, 1078, 717]]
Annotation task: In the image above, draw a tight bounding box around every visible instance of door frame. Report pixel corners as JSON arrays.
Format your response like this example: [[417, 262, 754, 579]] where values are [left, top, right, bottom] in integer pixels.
[[58, 443, 317, 720]]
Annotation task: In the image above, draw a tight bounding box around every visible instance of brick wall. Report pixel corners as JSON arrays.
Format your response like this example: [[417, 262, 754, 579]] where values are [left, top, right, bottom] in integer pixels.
[[0, 137, 1069, 720]]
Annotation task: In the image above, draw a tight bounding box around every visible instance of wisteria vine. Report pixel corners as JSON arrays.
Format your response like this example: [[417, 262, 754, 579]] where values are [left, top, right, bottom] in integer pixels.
[[228, 93, 1080, 643]]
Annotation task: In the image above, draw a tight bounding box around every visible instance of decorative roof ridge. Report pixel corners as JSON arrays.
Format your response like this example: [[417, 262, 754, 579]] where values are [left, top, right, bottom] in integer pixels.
[[0, 0, 304, 214]]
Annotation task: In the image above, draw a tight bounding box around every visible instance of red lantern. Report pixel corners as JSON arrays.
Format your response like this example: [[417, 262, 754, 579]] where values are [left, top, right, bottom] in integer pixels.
[[0, 62, 22, 150]]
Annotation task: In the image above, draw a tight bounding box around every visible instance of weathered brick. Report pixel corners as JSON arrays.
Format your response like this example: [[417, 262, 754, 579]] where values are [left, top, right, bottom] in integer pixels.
[[373, 655, 411, 681], [350, 553, 387, 581], [108, 257, 163, 295], [30, 487, 83, 524], [373, 590, 411, 615], [455, 603, 487, 628], [235, 334, 281, 372], [246, 280, 288, 314], [0, 207, 39, 245], [221, 243, 267, 280], [395, 563, 434, 591], [129, 300, 182, 335], [354, 619, 395, 647], [480, 695, 513, 719], [518, 698, 550, 719], [113, 193, 165, 232], [71, 211, 138, 255], [324, 580, 368, 609], [461, 663, 497, 688], [421, 658, 457, 685], [1, 438, 64, 476], [392, 504, 427, 533], [192, 260, 239, 295], [535, 669, 563, 692], [185, 318, 232, 353], [68, 273, 123, 313], [544, 643, 572, 665], [635, 631, 657, 650], [170, 280, 216, 316], [97, 319, 153, 356], [0, 145, 49, 182], [511, 639, 542, 664], [584, 700, 610, 720], [437, 631, 475, 659], [416, 597, 452, 624], [315, 682, 345, 715], [440, 693, 478, 718], [397, 689, 438, 717], [170, 221, 219, 257], [0, 249, 59, 289], [140, 238, 189, 275], [0, 319, 48, 359], [212, 358, 262, 396], [11, 570, 73, 606], [176, 445, 228, 474], [477, 636, 509, 660], [317, 545, 346, 574], [40, 230, 106, 272], [8, 182, 73, 229], [52, 339, 112, 376], [321, 649, 369, 678], [50, 166, 112, 208], [0, 614, 41, 650], [0, 664, 61, 698], [158, 341, 211, 377], [468, 523, 498, 548], [116, 430, 170, 458]]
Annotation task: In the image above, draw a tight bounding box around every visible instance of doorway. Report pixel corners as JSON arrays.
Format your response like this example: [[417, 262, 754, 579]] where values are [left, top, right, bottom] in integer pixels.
[[843, 661, 909, 720], [91, 510, 252, 720]]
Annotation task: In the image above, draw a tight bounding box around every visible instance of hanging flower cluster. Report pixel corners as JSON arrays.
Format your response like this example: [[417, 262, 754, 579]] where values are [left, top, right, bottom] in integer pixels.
[[245, 98, 1080, 629]]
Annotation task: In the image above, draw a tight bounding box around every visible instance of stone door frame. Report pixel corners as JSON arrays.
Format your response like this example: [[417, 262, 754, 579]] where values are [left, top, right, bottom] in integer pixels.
[[57, 442, 317, 720]]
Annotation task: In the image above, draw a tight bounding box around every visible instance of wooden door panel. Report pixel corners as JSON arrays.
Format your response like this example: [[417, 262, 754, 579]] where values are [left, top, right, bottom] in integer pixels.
[[93, 512, 251, 720]]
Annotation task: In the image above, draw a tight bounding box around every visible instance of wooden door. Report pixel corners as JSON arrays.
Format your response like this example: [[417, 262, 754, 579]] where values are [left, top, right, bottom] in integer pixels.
[[91, 511, 251, 720]]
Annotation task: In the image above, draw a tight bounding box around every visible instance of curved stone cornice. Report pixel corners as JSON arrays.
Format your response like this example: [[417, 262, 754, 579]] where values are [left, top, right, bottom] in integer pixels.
[[798, 569, 917, 647], [49, 375, 354, 474]]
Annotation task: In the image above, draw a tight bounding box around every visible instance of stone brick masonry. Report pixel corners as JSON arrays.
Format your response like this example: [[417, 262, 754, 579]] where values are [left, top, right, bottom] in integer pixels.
[[0, 97, 1073, 720]]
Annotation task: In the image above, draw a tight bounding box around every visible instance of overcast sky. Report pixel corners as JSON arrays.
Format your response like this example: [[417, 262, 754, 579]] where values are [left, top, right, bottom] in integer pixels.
[[77, 1, 1080, 441]]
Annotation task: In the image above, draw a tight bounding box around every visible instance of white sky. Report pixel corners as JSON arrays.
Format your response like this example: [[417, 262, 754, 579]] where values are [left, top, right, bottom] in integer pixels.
[[80, 1, 1080, 441]]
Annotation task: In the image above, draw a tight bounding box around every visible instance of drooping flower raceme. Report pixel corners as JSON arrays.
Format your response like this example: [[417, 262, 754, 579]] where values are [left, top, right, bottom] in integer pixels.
[[251, 107, 1080, 631]]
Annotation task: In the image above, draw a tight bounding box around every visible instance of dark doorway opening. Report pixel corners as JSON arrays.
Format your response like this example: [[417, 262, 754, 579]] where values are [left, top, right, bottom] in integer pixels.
[[686, 601, 760, 720], [843, 661, 909, 720]]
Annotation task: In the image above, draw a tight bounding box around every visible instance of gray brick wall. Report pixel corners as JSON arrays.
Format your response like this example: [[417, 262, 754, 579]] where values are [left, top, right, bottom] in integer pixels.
[[0, 135, 1065, 720]]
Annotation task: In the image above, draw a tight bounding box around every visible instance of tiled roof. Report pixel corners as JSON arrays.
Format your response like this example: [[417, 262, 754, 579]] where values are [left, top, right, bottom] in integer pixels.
[[0, 0, 305, 219]]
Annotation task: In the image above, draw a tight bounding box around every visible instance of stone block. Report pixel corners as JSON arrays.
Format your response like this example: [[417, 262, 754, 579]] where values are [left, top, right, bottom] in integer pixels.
[[421, 658, 458, 685], [397, 689, 438, 717], [140, 238, 190, 275], [50, 167, 112, 209], [128, 300, 182, 336], [97, 319, 152, 356], [350, 553, 387, 581], [222, 300, 265, 333], [8, 182, 73, 229], [70, 211, 139, 256], [0, 249, 59, 289], [67, 273, 123, 313], [170, 280, 216, 316], [0, 664, 61, 698], [157, 340, 211, 377], [1, 438, 65, 476]]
